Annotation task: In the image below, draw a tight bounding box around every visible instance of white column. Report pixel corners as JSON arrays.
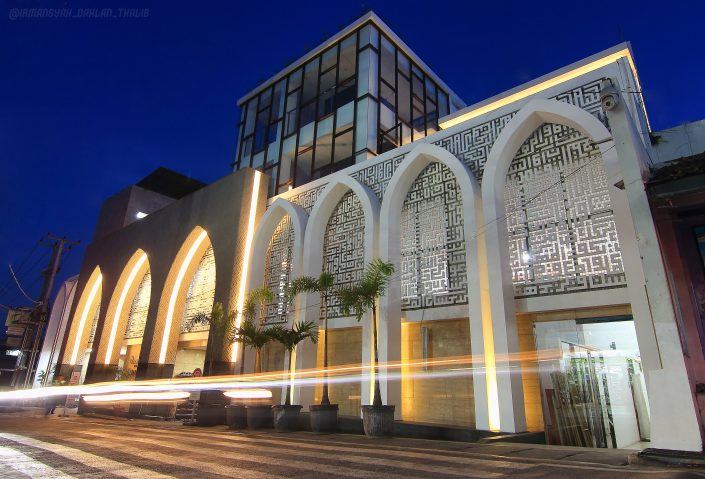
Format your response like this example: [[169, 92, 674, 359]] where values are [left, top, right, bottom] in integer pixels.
[[605, 84, 702, 451]]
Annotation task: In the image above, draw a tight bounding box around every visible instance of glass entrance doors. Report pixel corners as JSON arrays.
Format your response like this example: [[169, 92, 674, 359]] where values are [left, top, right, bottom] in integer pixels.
[[534, 317, 650, 448]]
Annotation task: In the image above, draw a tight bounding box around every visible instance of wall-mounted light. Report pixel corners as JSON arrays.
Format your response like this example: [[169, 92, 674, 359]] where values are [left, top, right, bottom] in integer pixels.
[[135, 212, 148, 219]]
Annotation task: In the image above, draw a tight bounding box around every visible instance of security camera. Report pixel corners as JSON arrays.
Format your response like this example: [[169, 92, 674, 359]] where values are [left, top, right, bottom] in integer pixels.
[[599, 85, 620, 111]]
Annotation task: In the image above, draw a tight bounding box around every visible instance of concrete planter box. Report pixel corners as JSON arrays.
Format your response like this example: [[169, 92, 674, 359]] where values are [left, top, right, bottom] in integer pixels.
[[362, 405, 395, 437], [309, 404, 339, 433], [225, 405, 247, 429], [246, 405, 272, 429], [273, 405, 302, 432], [197, 403, 226, 426]]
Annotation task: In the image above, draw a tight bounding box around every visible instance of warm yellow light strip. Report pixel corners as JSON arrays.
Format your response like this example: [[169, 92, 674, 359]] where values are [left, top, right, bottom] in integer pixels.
[[104, 253, 147, 365], [83, 391, 189, 403], [231, 171, 262, 362], [69, 274, 102, 365], [159, 230, 208, 364], [439, 48, 637, 130]]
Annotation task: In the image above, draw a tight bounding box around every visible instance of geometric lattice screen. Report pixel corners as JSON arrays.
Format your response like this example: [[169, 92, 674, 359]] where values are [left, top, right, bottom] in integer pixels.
[[124, 271, 151, 339], [263, 216, 294, 324], [400, 162, 468, 309], [180, 246, 216, 333], [504, 123, 626, 298], [79, 301, 101, 366], [323, 191, 366, 319]]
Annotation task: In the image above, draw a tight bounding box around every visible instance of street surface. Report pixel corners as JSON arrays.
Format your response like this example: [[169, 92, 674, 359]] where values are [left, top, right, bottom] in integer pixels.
[[0, 414, 703, 478]]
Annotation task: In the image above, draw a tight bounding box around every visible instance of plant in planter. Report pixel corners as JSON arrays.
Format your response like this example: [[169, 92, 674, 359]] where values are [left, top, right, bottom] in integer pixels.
[[288, 273, 340, 432], [269, 319, 318, 432], [233, 287, 278, 429], [185, 302, 238, 426], [337, 259, 395, 437]]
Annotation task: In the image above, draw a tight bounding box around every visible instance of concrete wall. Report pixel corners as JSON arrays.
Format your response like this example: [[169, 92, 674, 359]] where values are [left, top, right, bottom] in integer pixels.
[[57, 168, 268, 381], [652, 119, 705, 164]]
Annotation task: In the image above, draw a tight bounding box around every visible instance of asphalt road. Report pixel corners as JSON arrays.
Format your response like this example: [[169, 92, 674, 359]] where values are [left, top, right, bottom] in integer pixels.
[[0, 414, 703, 478]]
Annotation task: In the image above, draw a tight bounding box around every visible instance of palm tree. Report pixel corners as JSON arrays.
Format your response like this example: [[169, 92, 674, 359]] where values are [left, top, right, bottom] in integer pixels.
[[269, 321, 318, 405], [337, 259, 394, 407], [186, 302, 237, 375], [233, 287, 275, 374], [287, 273, 335, 405]]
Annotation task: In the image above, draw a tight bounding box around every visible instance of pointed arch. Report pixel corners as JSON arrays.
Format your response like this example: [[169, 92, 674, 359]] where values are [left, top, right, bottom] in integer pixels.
[[249, 197, 308, 313], [96, 249, 150, 366], [479, 98, 623, 433], [150, 226, 215, 365], [379, 143, 495, 428], [66, 266, 103, 366]]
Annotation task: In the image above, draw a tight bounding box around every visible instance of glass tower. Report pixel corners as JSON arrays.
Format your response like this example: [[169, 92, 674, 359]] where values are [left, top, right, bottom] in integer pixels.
[[234, 13, 465, 196]]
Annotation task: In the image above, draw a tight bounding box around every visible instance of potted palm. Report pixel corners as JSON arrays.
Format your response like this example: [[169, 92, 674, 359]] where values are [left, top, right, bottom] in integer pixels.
[[270, 320, 318, 431], [185, 302, 237, 427], [288, 273, 340, 432], [337, 259, 395, 437], [233, 287, 278, 429]]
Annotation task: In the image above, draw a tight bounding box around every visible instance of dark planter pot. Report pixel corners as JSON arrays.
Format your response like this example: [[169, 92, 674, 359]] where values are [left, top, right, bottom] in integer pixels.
[[362, 405, 395, 437], [225, 404, 247, 429], [309, 404, 339, 433], [197, 403, 226, 426], [246, 405, 273, 429], [273, 405, 302, 432]]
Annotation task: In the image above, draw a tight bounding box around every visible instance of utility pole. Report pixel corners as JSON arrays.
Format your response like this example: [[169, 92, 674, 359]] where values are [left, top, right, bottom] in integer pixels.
[[17, 234, 79, 388]]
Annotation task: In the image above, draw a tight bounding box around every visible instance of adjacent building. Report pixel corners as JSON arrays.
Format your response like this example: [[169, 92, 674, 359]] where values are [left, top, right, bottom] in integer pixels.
[[55, 12, 704, 452]]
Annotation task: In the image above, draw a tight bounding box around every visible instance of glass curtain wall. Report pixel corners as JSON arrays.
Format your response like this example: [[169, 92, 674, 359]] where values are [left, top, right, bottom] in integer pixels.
[[235, 22, 454, 196]]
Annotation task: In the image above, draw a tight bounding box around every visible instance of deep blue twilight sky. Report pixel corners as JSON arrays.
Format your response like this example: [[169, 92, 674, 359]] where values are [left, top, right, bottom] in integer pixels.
[[1, 0, 704, 316]]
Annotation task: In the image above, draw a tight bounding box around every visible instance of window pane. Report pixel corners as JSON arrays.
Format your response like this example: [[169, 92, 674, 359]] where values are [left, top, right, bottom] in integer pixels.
[[254, 108, 270, 152], [425, 78, 437, 98], [264, 165, 277, 197], [298, 121, 314, 152], [397, 74, 411, 123], [368, 98, 378, 153], [380, 81, 395, 113], [355, 97, 368, 152], [438, 92, 449, 118], [280, 136, 296, 184], [272, 80, 286, 120], [357, 48, 378, 98], [266, 121, 282, 166], [339, 35, 356, 81], [300, 101, 316, 128], [314, 118, 333, 169], [241, 136, 253, 165], [358, 24, 378, 49], [398, 53, 410, 77], [288, 69, 302, 92], [321, 45, 337, 72], [302, 59, 319, 103], [252, 151, 265, 170], [318, 68, 336, 117], [285, 91, 299, 136], [334, 129, 353, 164], [380, 36, 395, 86], [259, 88, 272, 109], [244, 99, 257, 135], [401, 122, 412, 145], [335, 77, 356, 109], [295, 148, 312, 185], [335, 101, 354, 133]]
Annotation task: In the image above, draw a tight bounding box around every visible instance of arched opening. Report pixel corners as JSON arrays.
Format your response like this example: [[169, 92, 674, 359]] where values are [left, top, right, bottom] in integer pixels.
[[95, 250, 150, 381], [301, 175, 379, 414], [65, 266, 102, 384], [379, 143, 487, 428], [150, 227, 215, 377]]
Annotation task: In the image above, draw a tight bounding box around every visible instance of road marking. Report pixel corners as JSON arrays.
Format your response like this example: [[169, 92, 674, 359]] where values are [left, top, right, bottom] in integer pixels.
[[0, 433, 175, 479], [0, 444, 75, 478]]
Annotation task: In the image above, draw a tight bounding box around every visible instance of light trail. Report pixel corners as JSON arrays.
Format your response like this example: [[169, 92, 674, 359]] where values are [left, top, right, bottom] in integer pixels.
[[0, 349, 571, 402]]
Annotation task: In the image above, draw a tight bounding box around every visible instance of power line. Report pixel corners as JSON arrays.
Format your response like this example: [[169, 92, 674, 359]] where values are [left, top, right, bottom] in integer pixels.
[[8, 264, 39, 305]]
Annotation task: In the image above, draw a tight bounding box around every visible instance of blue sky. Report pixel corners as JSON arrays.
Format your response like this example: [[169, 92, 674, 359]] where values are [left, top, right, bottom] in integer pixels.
[[1, 0, 704, 314]]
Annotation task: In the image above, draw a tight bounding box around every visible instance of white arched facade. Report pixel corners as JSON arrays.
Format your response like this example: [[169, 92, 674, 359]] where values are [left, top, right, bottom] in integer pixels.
[[379, 143, 494, 426]]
